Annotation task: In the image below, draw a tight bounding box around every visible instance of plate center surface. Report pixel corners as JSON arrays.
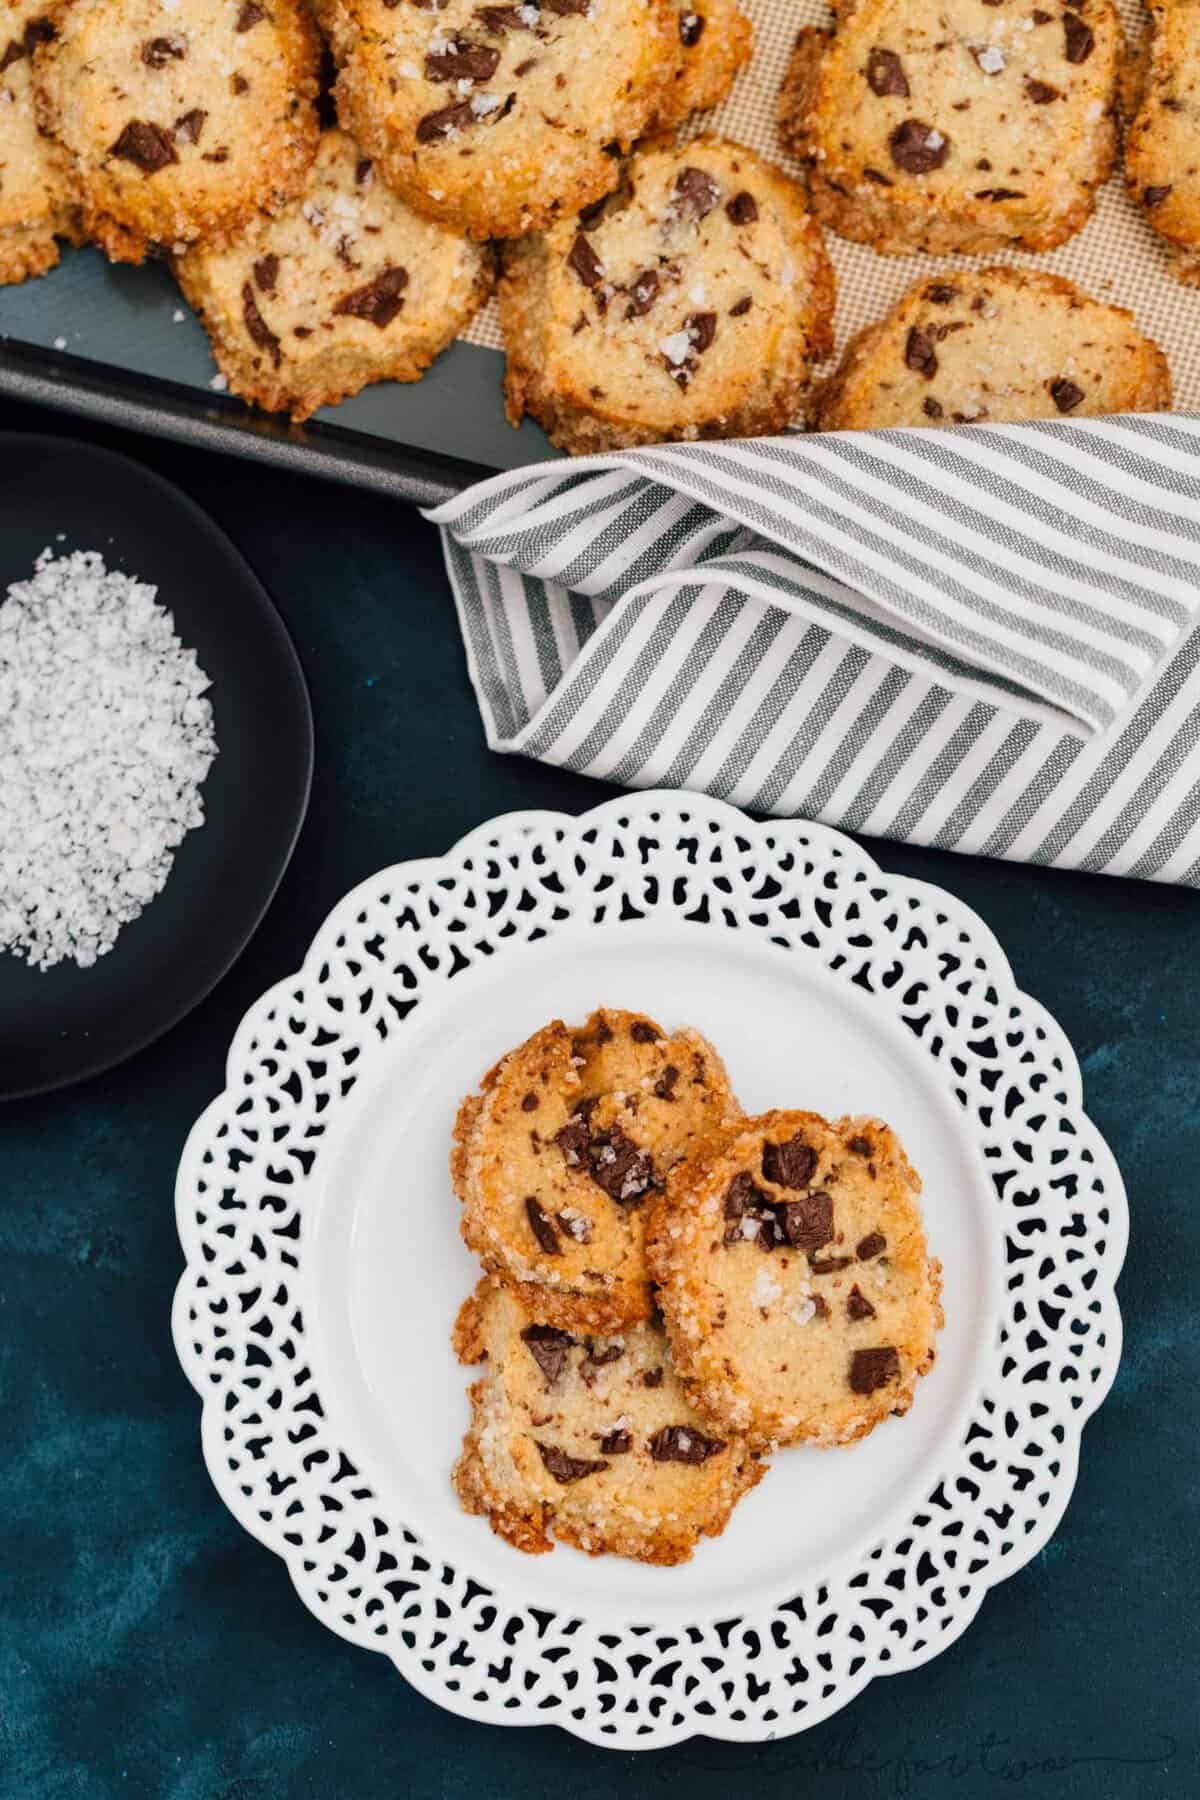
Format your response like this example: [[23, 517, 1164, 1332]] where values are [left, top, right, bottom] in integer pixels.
[[304, 921, 1002, 1625]]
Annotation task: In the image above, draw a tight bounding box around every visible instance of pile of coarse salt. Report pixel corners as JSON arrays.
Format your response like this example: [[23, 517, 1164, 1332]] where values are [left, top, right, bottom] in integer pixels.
[[0, 549, 217, 971]]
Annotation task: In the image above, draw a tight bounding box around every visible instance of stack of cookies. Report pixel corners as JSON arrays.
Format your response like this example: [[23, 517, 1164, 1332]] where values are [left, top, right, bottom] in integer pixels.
[[7, 0, 1184, 438], [449, 1008, 943, 1565]]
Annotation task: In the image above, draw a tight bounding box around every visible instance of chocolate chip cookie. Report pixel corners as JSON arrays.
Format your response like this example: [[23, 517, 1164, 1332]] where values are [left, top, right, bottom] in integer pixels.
[[35, 0, 320, 263], [654, 0, 753, 129], [499, 137, 836, 453], [646, 1111, 943, 1448], [0, 0, 78, 284], [319, 0, 677, 242], [173, 129, 492, 419], [452, 1008, 740, 1332], [453, 1277, 766, 1562], [1126, 0, 1200, 286], [778, 0, 1123, 256], [810, 266, 1172, 430]]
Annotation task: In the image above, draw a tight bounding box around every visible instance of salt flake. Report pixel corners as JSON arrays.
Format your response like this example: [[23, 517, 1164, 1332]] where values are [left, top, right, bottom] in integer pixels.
[[658, 330, 692, 365]]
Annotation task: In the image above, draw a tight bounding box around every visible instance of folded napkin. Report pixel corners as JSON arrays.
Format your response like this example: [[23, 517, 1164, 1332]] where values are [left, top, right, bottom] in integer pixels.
[[427, 415, 1200, 886]]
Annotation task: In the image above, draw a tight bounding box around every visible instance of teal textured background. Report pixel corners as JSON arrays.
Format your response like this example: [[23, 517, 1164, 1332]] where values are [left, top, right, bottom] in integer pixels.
[[0, 401, 1195, 1800]]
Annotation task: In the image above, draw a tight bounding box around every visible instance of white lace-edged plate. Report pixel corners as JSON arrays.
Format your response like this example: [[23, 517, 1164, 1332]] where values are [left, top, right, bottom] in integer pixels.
[[173, 792, 1126, 1749]]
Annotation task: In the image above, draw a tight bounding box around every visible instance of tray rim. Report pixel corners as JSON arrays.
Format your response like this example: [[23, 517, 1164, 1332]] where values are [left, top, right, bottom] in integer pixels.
[[0, 339, 492, 505]]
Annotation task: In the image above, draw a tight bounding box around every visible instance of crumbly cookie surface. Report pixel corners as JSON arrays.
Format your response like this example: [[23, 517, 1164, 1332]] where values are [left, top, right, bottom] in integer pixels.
[[173, 128, 492, 419], [778, 0, 1123, 256], [811, 266, 1171, 430], [452, 1007, 740, 1331], [499, 136, 835, 453], [320, 0, 676, 241], [654, 0, 753, 129], [646, 1110, 943, 1448], [35, 0, 320, 264], [453, 1278, 766, 1563], [0, 0, 77, 283], [1126, 0, 1200, 286]]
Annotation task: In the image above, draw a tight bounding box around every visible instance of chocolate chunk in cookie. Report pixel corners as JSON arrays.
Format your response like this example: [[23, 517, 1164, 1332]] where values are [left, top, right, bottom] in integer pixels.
[[850, 1346, 900, 1394], [536, 1441, 610, 1483], [521, 1322, 575, 1385], [649, 1424, 725, 1464], [111, 119, 178, 173], [781, 1191, 833, 1251], [761, 1133, 816, 1188]]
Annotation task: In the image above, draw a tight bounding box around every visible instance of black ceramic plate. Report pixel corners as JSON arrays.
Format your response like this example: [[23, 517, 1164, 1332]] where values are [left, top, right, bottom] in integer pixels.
[[0, 433, 313, 1100]]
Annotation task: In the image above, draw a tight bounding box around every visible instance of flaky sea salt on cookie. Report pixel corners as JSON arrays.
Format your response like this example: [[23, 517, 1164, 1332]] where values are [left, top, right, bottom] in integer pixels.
[[646, 1110, 943, 1448], [174, 130, 493, 421], [320, 0, 677, 241], [810, 266, 1171, 431], [0, 0, 79, 285], [778, 0, 1123, 257], [452, 1007, 740, 1332], [35, 0, 320, 263], [452, 1278, 766, 1564], [499, 137, 835, 453]]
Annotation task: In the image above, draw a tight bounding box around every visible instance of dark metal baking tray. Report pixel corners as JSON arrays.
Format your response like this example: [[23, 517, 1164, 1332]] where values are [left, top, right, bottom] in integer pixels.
[[0, 244, 559, 503]]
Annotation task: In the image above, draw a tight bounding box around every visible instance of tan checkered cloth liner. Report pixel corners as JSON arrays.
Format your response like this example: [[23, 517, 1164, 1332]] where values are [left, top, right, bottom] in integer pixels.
[[460, 0, 1200, 412]]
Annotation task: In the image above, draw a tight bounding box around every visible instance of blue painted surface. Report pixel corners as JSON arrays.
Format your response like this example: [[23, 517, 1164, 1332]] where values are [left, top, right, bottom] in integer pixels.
[[0, 401, 1196, 1800]]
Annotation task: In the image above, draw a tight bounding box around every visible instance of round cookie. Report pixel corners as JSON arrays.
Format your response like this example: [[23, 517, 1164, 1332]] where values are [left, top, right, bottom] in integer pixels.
[[174, 129, 493, 420], [646, 1110, 943, 1448], [811, 267, 1172, 431], [499, 137, 836, 453], [320, 0, 677, 242], [654, 0, 753, 130], [452, 1277, 766, 1563], [0, 0, 79, 284], [452, 1007, 740, 1332], [778, 0, 1124, 257], [1125, 0, 1200, 287], [35, 0, 320, 264]]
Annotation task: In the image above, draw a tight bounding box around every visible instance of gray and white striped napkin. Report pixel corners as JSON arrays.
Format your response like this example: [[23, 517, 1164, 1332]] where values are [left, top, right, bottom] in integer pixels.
[[427, 415, 1200, 886]]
